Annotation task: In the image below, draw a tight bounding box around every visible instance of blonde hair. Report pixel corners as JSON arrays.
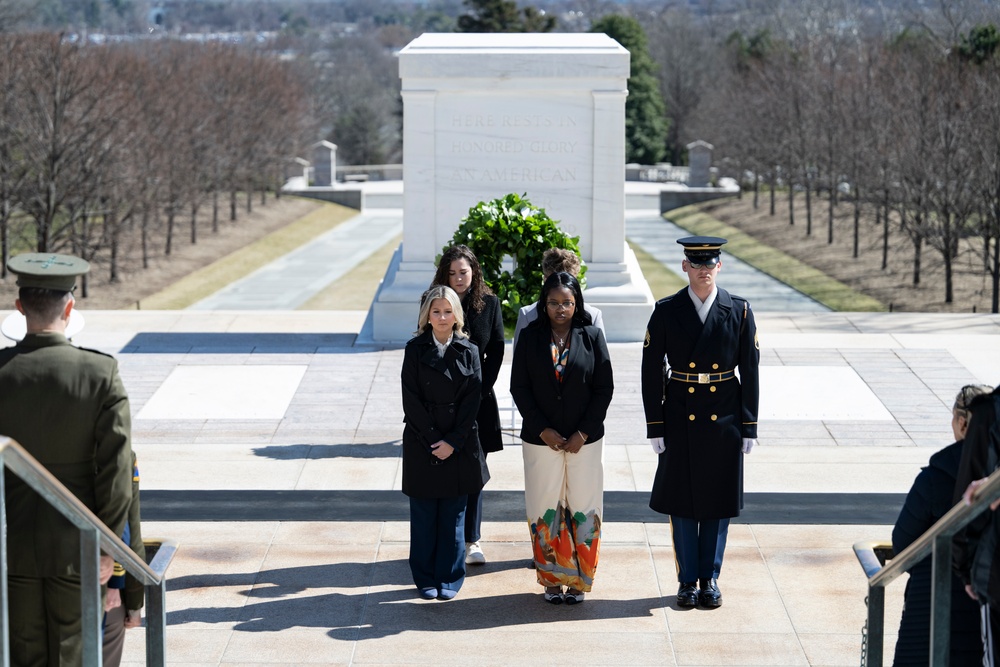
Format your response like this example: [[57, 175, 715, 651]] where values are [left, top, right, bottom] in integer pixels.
[[416, 285, 468, 337], [953, 384, 993, 419]]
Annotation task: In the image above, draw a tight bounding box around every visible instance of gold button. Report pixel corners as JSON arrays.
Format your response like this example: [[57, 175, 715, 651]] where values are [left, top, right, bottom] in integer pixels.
[[689, 362, 696, 369], [711, 414, 717, 421], [710, 386, 717, 393], [689, 414, 695, 421], [712, 363, 719, 370], [688, 387, 695, 394]]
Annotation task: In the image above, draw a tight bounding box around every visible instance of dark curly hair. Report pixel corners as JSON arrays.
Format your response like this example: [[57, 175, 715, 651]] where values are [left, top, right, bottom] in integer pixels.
[[431, 244, 493, 315], [535, 272, 592, 329]]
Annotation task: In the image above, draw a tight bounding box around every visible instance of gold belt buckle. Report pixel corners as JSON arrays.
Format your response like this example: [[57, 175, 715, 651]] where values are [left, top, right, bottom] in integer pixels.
[[698, 373, 710, 384]]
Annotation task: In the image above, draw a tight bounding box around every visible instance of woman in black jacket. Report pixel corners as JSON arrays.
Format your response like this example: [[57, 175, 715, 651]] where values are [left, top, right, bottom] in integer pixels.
[[431, 245, 504, 566], [511, 272, 613, 605], [401, 286, 489, 600], [892, 383, 992, 665]]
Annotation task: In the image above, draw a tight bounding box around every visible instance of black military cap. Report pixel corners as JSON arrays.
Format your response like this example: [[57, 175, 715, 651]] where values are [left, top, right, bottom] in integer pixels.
[[7, 253, 90, 292], [677, 236, 727, 267]]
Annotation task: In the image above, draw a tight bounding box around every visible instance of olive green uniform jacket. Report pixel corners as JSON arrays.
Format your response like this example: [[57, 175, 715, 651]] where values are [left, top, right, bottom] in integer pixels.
[[0, 332, 133, 576]]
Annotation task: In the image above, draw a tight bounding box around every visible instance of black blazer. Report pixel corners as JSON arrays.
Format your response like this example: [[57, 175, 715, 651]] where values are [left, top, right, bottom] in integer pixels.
[[510, 320, 613, 446], [400, 330, 489, 498]]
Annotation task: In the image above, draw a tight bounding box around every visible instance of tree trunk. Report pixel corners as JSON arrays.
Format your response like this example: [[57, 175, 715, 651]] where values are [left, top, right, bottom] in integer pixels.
[[881, 198, 890, 271], [752, 173, 759, 209], [212, 189, 219, 233], [230, 189, 237, 221], [827, 188, 835, 245], [141, 205, 149, 270], [165, 206, 174, 256], [943, 215, 953, 304], [852, 186, 860, 259], [1, 197, 8, 279], [769, 171, 776, 216], [788, 183, 795, 226], [246, 181, 252, 214], [190, 202, 198, 245], [805, 178, 813, 236], [913, 235, 922, 286], [992, 236, 999, 314], [108, 211, 118, 282]]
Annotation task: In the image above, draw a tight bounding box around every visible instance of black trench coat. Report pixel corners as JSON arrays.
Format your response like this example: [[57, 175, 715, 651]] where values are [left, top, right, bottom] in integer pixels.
[[400, 330, 489, 499], [641, 287, 760, 520]]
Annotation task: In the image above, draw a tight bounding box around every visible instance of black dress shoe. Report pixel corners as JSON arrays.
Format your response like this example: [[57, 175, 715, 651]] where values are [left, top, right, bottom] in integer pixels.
[[698, 578, 722, 608], [677, 582, 699, 608]]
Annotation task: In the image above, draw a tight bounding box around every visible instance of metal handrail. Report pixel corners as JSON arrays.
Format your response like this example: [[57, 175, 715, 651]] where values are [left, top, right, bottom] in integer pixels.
[[853, 465, 1000, 666], [0, 436, 177, 666]]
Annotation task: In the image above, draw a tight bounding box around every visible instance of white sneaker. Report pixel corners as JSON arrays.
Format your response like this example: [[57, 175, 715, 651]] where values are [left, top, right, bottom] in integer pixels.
[[465, 541, 486, 565]]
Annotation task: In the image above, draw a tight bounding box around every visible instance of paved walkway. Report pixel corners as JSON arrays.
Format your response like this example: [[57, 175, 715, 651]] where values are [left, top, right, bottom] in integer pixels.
[[3, 309, 998, 665], [190, 210, 402, 310]]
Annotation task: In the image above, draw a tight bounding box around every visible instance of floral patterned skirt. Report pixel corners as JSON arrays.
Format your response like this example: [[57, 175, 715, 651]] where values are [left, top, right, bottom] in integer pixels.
[[522, 439, 604, 592]]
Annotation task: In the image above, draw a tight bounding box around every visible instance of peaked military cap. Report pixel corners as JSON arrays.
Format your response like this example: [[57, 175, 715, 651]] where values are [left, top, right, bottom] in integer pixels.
[[677, 236, 727, 267], [7, 253, 90, 292]]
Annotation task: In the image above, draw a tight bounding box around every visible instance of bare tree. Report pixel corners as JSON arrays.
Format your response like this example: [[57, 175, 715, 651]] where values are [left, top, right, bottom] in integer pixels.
[[647, 7, 718, 165], [17, 36, 128, 256]]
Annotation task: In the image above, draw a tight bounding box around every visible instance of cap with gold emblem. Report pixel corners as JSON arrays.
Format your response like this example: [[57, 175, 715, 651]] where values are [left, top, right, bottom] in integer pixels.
[[6, 253, 90, 292], [677, 236, 727, 267]]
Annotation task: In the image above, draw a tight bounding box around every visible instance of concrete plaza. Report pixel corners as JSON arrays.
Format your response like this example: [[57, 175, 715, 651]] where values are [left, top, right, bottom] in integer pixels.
[[4, 305, 998, 665]]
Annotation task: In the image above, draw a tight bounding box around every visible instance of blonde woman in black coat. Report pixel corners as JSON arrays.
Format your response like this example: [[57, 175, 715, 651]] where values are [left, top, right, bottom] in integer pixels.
[[401, 285, 489, 600], [431, 245, 504, 565]]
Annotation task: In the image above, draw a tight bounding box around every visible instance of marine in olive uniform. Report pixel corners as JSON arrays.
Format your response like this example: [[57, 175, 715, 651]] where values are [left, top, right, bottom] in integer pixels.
[[640, 237, 760, 609], [0, 253, 133, 666]]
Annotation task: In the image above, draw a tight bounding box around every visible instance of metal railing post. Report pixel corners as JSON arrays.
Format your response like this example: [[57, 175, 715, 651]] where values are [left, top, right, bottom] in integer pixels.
[[930, 533, 953, 666], [0, 459, 9, 667], [146, 580, 167, 667], [80, 528, 103, 667], [867, 586, 884, 667]]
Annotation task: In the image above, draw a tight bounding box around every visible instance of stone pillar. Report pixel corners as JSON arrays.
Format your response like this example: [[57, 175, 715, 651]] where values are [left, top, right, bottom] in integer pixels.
[[312, 141, 337, 186], [368, 33, 654, 343], [687, 140, 713, 187]]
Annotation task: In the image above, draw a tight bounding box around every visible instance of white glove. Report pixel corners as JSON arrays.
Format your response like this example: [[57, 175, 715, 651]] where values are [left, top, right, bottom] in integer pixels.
[[742, 438, 757, 454], [649, 437, 665, 454]]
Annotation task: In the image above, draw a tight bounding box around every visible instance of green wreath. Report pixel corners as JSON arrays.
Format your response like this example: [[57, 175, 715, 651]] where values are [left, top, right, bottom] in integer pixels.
[[443, 192, 584, 329]]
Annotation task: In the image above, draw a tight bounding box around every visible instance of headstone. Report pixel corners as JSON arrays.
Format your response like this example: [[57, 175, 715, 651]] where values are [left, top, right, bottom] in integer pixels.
[[687, 140, 713, 187], [367, 33, 654, 343], [312, 141, 337, 186], [284, 157, 310, 182]]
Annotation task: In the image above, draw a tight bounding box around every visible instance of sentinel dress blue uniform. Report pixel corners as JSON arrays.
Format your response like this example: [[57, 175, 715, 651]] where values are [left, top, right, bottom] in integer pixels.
[[641, 247, 760, 605]]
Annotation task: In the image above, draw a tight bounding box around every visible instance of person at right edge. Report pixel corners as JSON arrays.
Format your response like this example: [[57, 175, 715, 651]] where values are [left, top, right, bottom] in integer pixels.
[[892, 384, 991, 666], [640, 236, 759, 610], [953, 383, 1000, 665]]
